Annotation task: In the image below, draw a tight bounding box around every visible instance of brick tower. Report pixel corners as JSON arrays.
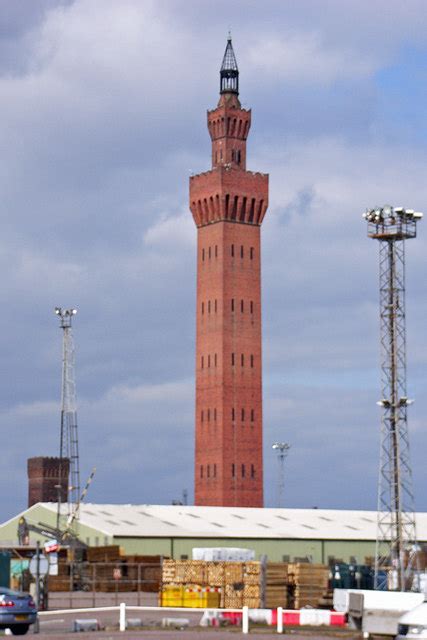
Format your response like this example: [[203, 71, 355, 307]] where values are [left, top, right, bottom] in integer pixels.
[[190, 38, 268, 507], [27, 456, 69, 507]]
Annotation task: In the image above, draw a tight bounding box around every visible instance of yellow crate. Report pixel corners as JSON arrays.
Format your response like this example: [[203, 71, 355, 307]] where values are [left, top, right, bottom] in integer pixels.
[[183, 588, 202, 608], [160, 585, 184, 607]]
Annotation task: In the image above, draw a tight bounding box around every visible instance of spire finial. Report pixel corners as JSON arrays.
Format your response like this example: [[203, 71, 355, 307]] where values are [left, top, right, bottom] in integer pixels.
[[220, 35, 239, 95]]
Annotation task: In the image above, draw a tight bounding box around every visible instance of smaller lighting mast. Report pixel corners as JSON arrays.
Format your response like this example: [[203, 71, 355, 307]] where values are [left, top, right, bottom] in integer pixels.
[[272, 442, 291, 508], [363, 205, 422, 591], [55, 307, 80, 520]]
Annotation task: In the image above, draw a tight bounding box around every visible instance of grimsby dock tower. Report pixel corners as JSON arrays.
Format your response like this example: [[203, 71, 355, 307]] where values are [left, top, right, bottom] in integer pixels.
[[190, 37, 269, 506]]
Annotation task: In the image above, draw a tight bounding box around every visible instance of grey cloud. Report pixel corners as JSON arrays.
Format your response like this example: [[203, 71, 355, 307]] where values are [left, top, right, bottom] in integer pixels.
[[1, 1, 427, 522]]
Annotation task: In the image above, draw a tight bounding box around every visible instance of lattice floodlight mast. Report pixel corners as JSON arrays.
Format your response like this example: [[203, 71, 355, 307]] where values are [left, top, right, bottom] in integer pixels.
[[272, 442, 291, 508], [363, 205, 423, 591], [55, 307, 80, 521]]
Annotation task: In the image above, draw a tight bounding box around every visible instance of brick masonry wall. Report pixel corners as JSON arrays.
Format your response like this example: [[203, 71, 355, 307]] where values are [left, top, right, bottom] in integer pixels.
[[27, 456, 69, 507], [190, 85, 269, 507], [194, 222, 264, 507]]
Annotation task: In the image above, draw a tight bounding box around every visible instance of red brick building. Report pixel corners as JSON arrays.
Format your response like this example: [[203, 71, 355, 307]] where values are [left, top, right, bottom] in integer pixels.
[[190, 38, 268, 506]]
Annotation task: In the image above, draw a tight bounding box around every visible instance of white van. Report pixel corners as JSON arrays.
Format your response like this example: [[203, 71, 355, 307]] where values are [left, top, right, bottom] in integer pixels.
[[397, 602, 427, 640]]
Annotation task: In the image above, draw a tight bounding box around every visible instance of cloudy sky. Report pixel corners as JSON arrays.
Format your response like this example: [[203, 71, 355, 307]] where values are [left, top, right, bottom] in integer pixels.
[[1, 0, 427, 522]]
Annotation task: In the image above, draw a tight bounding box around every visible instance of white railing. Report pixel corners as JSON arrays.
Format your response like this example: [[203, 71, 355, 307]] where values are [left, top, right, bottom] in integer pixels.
[[39, 603, 254, 633]]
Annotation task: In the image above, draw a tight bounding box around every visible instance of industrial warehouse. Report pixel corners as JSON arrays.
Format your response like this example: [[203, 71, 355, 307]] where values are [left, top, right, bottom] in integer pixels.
[[2, 503, 427, 563]]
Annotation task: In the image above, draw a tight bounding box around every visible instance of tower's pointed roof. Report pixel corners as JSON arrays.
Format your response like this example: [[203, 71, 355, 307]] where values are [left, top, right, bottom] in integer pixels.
[[220, 35, 239, 95]]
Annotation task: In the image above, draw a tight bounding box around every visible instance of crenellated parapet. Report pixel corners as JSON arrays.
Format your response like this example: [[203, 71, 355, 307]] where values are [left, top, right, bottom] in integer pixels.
[[190, 168, 268, 227]]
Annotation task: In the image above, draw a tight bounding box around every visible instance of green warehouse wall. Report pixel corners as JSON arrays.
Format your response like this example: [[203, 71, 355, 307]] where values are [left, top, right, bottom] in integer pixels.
[[114, 537, 376, 563]]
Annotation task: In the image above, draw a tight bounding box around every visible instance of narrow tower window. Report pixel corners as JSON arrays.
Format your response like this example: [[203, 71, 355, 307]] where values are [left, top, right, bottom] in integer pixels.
[[251, 409, 254, 422], [201, 465, 203, 478], [202, 248, 205, 261], [208, 300, 211, 313], [214, 299, 217, 313], [241, 299, 244, 313], [208, 354, 211, 367], [207, 465, 210, 478], [240, 245, 244, 258], [250, 355, 254, 368], [207, 409, 210, 422], [232, 463, 235, 477], [231, 244, 234, 257], [251, 464, 255, 478], [241, 353, 244, 366], [250, 301, 254, 314], [242, 464, 245, 478], [232, 407, 235, 421], [241, 408, 245, 421], [250, 247, 254, 260], [208, 246, 211, 259], [202, 302, 204, 315], [214, 408, 217, 421], [214, 353, 217, 367], [231, 353, 235, 366], [201, 356, 204, 369], [215, 245, 218, 257], [214, 463, 217, 477], [201, 410, 204, 423], [231, 298, 235, 312]]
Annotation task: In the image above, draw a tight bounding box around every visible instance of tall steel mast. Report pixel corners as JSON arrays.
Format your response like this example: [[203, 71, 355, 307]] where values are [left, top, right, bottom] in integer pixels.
[[55, 307, 80, 519], [363, 205, 422, 591], [272, 442, 291, 508]]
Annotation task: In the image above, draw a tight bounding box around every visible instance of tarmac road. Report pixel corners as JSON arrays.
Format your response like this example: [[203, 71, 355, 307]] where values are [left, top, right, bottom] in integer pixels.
[[31, 631, 359, 639]]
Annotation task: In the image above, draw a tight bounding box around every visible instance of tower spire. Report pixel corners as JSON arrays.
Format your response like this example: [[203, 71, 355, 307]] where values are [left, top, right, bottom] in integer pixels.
[[220, 35, 239, 95]]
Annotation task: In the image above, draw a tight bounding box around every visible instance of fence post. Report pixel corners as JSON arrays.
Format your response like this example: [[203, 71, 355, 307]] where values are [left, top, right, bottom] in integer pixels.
[[277, 606, 283, 633], [92, 564, 96, 608], [119, 602, 126, 631], [242, 605, 249, 634]]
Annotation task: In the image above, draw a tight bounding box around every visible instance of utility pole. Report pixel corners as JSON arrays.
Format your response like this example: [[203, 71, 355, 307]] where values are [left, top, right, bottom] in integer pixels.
[[272, 442, 291, 508], [363, 205, 422, 591], [55, 308, 80, 528]]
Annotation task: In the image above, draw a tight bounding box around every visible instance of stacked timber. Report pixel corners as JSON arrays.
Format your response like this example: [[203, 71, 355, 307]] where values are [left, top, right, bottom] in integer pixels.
[[86, 545, 122, 562], [161, 559, 262, 608], [287, 563, 329, 609], [125, 555, 162, 592], [265, 562, 288, 609], [48, 547, 163, 593]]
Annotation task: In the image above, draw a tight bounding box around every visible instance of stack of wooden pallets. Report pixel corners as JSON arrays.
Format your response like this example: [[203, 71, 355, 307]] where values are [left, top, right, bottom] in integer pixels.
[[287, 563, 329, 609]]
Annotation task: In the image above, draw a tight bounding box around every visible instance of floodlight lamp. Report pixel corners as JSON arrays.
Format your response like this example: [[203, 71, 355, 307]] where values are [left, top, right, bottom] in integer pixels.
[[55, 307, 61, 315], [376, 399, 391, 408], [405, 209, 415, 215], [383, 205, 392, 216], [71, 309, 77, 315], [413, 212, 423, 219], [272, 442, 291, 452]]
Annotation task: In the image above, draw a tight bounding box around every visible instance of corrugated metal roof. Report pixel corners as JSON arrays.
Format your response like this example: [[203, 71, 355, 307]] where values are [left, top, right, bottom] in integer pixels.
[[36, 503, 427, 541]]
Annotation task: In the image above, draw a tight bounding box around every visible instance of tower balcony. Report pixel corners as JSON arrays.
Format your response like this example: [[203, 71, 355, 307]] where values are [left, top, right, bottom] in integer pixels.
[[190, 166, 268, 227]]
